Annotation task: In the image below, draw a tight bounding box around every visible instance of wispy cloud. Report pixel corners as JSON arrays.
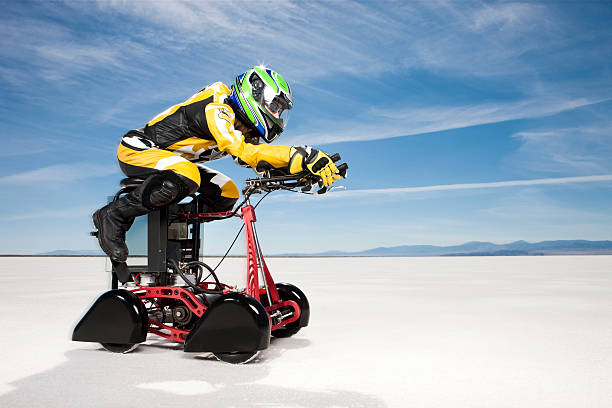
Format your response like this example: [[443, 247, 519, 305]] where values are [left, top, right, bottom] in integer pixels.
[[0, 163, 119, 184], [507, 121, 612, 175], [4, 1, 610, 130], [408, 2, 557, 77], [84, 0, 565, 81], [0, 205, 96, 221], [471, 3, 543, 32], [0, 141, 57, 158], [0, 13, 156, 95], [277, 174, 612, 201], [287, 96, 610, 145], [1, 19, 115, 80]]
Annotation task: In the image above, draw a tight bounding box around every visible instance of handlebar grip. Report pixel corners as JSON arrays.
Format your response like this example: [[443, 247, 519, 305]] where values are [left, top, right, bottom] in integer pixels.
[[329, 153, 341, 162], [337, 162, 349, 178]]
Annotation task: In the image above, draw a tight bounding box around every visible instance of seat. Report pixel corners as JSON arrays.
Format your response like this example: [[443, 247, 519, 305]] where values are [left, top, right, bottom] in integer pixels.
[[119, 177, 146, 188]]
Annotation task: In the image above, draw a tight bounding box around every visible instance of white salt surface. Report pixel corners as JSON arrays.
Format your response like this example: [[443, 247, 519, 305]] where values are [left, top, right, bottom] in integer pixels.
[[1, 256, 611, 407]]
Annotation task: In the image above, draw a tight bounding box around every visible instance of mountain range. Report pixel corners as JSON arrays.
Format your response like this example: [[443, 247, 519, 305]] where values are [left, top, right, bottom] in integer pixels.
[[279, 240, 612, 257], [10, 240, 611, 257]]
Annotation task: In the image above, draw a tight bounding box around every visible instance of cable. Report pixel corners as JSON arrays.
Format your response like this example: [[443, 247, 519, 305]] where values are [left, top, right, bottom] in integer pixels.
[[253, 191, 272, 209], [212, 224, 245, 272], [168, 259, 205, 294], [184, 261, 222, 292], [211, 191, 272, 272]]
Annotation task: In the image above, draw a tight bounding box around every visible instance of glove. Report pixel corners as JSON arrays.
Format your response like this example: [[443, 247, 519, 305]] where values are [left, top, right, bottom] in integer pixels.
[[289, 146, 341, 187]]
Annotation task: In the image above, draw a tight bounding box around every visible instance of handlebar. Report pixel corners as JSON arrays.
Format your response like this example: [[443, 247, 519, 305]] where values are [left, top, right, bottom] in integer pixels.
[[243, 152, 348, 196]]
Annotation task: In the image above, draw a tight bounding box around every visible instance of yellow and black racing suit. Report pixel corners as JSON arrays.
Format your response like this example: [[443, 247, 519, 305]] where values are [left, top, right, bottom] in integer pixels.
[[118, 82, 292, 210]]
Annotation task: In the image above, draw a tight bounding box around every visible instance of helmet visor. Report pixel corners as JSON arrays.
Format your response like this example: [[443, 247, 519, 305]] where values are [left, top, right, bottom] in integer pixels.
[[263, 94, 291, 128]]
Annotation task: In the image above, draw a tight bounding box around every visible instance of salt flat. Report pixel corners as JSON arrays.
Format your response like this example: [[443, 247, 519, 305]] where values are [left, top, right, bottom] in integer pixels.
[[0, 256, 611, 407]]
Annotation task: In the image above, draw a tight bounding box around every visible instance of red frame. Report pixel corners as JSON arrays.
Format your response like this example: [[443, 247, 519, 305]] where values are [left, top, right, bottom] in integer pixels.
[[134, 204, 300, 342]]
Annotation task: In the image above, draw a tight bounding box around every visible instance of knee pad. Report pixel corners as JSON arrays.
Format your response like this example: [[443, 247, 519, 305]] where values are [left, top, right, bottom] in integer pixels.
[[149, 180, 178, 207], [140, 171, 196, 210]]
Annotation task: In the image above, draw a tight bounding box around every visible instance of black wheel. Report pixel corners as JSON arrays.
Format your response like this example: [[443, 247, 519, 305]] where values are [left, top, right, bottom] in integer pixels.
[[100, 342, 139, 353], [213, 351, 259, 364], [271, 283, 310, 339], [271, 325, 301, 338]]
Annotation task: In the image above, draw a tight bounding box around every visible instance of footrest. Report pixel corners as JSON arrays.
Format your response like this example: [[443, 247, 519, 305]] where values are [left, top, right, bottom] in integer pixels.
[[177, 211, 235, 222]]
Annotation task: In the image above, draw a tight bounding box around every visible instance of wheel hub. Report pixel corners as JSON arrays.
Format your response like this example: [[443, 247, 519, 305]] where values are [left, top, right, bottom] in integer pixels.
[[172, 305, 192, 326]]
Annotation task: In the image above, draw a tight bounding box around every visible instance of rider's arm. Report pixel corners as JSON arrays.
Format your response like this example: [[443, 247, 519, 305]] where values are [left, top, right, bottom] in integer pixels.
[[204, 101, 341, 186], [204, 102, 291, 169]]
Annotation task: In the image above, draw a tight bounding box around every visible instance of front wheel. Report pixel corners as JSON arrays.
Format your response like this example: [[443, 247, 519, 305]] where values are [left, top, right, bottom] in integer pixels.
[[213, 351, 259, 364], [271, 325, 301, 338], [271, 283, 310, 339]]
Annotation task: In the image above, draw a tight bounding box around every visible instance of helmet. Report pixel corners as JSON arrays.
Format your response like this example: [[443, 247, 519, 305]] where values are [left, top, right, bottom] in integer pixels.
[[228, 66, 293, 143]]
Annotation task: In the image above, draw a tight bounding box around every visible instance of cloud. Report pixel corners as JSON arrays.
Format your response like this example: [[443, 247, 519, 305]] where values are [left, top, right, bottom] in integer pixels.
[[84, 0, 565, 81], [275, 174, 612, 201], [4, 1, 610, 128], [397, 1, 560, 77], [470, 3, 544, 32], [0, 141, 56, 158], [0, 163, 120, 184], [34, 43, 123, 72], [0, 14, 152, 87], [508, 121, 612, 175], [0, 205, 96, 221], [86, 0, 395, 80], [350, 174, 612, 195], [286, 96, 610, 145]]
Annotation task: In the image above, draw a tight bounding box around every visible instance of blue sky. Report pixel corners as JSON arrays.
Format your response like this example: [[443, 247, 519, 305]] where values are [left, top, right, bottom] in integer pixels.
[[1, 0, 611, 254]]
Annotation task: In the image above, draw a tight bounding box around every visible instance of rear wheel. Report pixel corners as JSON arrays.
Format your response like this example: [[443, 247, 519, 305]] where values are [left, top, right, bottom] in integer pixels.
[[213, 351, 259, 364], [100, 342, 139, 353]]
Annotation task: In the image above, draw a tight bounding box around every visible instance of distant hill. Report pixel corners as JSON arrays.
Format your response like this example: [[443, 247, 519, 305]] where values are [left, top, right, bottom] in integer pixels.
[[37, 250, 105, 256], [279, 240, 612, 257], [1, 240, 610, 257]]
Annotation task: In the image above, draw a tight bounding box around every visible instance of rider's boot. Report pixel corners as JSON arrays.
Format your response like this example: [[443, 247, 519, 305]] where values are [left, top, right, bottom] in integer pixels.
[[93, 191, 148, 263], [93, 173, 187, 262]]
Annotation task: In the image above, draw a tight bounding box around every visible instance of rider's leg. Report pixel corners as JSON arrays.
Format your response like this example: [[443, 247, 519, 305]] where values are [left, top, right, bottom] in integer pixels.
[[93, 144, 200, 262], [195, 164, 239, 212]]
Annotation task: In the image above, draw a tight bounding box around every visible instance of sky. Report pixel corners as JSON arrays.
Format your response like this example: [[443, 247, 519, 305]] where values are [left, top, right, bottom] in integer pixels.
[[1, 0, 611, 255]]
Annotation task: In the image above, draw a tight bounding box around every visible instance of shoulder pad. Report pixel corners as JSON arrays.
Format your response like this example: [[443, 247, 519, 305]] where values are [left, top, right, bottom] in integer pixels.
[[208, 82, 231, 96]]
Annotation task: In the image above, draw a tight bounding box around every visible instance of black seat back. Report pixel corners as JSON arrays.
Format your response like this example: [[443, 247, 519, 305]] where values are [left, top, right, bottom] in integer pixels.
[[119, 177, 146, 189]]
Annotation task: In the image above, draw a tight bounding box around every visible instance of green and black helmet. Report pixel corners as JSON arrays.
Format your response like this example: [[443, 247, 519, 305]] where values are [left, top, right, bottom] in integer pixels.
[[228, 66, 293, 143]]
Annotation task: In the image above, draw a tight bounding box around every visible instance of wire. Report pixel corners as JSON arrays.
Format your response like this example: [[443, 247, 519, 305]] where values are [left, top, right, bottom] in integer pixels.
[[184, 261, 222, 292], [211, 191, 272, 272], [253, 191, 272, 209], [167, 259, 205, 294], [211, 224, 245, 272]]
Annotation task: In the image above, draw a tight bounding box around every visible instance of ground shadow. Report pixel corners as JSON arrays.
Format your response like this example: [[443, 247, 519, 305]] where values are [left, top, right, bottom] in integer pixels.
[[1, 337, 386, 408]]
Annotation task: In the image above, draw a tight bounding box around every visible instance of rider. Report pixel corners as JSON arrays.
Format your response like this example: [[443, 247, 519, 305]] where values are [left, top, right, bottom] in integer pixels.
[[93, 65, 343, 263]]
